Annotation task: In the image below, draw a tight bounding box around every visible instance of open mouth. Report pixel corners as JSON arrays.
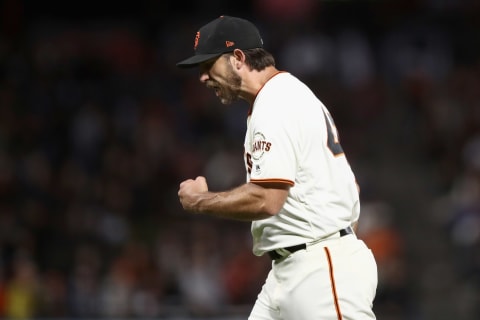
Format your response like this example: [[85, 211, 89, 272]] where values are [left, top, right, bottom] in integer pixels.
[[206, 81, 223, 97], [207, 84, 220, 96]]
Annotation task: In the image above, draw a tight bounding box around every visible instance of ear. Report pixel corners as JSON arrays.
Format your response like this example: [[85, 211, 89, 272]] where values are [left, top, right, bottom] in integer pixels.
[[231, 49, 246, 70]]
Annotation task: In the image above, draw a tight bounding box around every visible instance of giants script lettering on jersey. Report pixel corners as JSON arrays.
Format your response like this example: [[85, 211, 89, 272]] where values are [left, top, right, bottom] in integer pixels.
[[253, 140, 271, 153], [246, 132, 272, 174], [252, 132, 272, 160]]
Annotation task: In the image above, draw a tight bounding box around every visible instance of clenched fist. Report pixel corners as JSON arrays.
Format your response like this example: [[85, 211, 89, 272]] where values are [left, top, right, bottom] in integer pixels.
[[178, 176, 209, 212]]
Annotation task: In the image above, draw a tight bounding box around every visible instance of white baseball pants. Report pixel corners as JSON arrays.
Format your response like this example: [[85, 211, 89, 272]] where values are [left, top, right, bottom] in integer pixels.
[[248, 234, 377, 320]]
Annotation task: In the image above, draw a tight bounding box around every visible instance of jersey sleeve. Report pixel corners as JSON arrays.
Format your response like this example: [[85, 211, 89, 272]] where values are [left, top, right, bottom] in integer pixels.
[[248, 106, 298, 187]]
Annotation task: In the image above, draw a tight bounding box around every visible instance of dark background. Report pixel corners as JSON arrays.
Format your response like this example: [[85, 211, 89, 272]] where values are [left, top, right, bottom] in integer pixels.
[[1, 0, 480, 319]]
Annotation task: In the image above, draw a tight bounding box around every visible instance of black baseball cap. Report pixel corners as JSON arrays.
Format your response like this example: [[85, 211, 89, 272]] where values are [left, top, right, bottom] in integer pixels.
[[176, 15, 264, 68]]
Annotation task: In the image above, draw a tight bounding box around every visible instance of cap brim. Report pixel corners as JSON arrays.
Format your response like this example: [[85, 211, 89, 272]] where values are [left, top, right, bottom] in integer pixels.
[[176, 53, 223, 68]]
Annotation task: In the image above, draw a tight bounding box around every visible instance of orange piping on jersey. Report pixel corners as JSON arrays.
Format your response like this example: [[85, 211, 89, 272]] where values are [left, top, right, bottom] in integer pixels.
[[247, 71, 288, 116], [324, 247, 343, 320], [250, 178, 294, 186]]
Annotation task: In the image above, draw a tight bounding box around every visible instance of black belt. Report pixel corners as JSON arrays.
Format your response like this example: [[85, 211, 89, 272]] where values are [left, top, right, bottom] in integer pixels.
[[268, 226, 353, 260]]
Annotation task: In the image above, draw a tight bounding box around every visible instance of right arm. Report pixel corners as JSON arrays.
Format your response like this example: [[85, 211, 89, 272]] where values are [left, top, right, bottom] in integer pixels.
[[178, 176, 289, 221]]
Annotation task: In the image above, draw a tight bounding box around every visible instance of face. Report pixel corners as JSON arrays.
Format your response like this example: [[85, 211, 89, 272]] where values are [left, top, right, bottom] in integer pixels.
[[199, 54, 242, 105]]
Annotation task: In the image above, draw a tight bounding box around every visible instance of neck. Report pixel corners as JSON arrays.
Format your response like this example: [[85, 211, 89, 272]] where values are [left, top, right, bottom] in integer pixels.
[[241, 66, 280, 104]]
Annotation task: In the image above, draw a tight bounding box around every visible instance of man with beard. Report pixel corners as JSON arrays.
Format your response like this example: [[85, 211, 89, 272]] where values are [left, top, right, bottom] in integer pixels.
[[177, 15, 378, 320]]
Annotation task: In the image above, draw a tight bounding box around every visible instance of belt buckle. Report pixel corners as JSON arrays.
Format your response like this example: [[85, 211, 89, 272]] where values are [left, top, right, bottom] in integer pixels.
[[268, 244, 306, 260], [275, 248, 292, 257], [268, 248, 292, 260]]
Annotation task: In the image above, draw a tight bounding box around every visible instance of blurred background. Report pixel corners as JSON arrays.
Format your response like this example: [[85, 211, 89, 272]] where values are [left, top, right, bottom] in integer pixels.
[[0, 0, 479, 319]]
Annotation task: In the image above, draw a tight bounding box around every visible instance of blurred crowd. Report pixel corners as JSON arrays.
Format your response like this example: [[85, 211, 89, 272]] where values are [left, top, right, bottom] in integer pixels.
[[0, 0, 479, 319]]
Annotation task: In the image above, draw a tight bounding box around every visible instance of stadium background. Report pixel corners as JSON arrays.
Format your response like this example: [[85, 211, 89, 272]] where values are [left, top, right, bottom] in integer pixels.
[[0, 0, 479, 319]]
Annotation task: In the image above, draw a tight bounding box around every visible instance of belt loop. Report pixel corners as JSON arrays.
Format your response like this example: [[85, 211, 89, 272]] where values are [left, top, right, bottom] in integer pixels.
[[339, 226, 353, 237]]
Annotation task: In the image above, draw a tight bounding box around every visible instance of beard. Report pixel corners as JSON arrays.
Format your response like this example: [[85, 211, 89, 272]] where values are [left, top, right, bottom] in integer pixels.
[[207, 66, 242, 105]]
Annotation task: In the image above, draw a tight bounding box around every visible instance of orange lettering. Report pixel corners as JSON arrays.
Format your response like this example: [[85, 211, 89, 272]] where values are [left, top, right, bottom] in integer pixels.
[[194, 32, 200, 50]]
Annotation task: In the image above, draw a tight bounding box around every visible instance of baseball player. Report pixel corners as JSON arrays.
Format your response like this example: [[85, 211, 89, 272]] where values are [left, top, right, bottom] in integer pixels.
[[177, 16, 377, 320]]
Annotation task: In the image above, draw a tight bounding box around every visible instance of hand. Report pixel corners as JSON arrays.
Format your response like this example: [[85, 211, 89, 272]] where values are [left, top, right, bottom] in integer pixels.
[[178, 176, 209, 212]]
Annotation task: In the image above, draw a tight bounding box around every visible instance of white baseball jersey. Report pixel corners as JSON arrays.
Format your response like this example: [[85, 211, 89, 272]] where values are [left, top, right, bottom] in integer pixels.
[[244, 72, 360, 256]]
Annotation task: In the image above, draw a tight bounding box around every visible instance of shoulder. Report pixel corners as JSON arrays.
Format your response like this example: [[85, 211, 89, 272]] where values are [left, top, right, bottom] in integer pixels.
[[255, 73, 309, 106], [266, 72, 302, 89]]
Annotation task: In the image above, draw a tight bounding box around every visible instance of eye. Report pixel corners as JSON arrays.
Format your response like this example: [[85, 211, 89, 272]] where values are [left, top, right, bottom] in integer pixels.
[[199, 56, 219, 74], [205, 61, 214, 70], [199, 62, 212, 74]]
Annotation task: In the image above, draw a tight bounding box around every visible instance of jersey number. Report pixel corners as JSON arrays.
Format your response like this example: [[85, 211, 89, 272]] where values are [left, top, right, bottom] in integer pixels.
[[323, 108, 344, 156]]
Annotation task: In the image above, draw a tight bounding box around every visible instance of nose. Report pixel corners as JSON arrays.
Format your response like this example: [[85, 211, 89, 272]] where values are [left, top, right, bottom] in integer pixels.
[[199, 71, 209, 83]]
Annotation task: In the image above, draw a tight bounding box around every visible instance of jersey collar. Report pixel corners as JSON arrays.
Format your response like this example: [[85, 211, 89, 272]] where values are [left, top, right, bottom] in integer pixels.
[[247, 71, 287, 116]]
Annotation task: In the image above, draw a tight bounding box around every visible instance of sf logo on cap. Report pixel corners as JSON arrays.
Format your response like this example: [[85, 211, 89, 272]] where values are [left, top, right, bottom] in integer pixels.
[[194, 32, 200, 50]]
